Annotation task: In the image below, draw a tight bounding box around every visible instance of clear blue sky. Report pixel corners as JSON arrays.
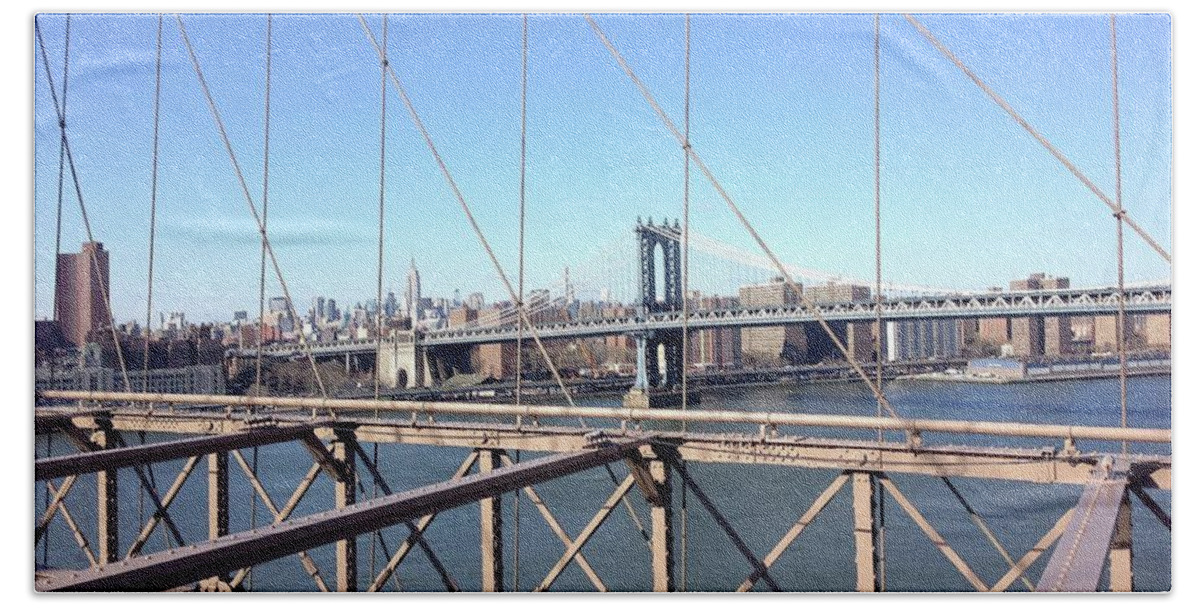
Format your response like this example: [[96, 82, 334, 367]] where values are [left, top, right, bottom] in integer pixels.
[[33, 13, 1172, 324]]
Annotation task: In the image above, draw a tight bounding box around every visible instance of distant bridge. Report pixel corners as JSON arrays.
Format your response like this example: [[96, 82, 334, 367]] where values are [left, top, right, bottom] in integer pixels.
[[235, 284, 1171, 357]]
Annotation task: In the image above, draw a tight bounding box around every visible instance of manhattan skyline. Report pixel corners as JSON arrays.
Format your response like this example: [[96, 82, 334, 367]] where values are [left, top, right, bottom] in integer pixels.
[[34, 13, 1171, 324]]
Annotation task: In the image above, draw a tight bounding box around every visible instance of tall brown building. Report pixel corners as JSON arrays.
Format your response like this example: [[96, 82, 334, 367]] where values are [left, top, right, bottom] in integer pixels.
[[54, 241, 112, 347]]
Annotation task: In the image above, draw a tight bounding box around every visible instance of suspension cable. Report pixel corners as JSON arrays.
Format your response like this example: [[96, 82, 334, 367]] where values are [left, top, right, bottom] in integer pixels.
[[903, 13, 1170, 264], [175, 15, 329, 402], [679, 12, 691, 593], [143, 14, 163, 396], [585, 14, 904, 423], [35, 18, 133, 394], [1111, 14, 1129, 455], [255, 14, 274, 401]]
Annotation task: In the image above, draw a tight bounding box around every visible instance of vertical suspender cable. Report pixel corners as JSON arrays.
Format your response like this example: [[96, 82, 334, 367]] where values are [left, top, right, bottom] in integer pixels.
[[1110, 14, 1128, 455], [137, 12, 165, 543], [873, 14, 884, 434], [248, 13, 274, 587], [374, 14, 388, 405], [52, 14, 70, 323], [370, 12, 390, 582], [872, 14, 887, 591], [254, 16, 274, 401], [144, 14, 163, 396], [513, 13, 528, 592], [44, 13, 70, 567], [679, 11, 691, 593]]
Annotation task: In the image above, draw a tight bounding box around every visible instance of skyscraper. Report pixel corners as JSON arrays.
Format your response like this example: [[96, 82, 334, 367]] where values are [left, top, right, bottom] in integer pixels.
[[54, 241, 111, 347], [405, 258, 422, 321]]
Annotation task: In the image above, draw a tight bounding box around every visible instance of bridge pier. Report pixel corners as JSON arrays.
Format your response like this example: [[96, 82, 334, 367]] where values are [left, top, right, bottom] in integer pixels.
[[376, 334, 431, 389]]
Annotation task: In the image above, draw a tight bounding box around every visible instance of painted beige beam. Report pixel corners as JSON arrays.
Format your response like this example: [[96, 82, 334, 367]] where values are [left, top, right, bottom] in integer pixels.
[[879, 477, 988, 591], [332, 435, 357, 592], [41, 390, 1172, 444], [990, 508, 1074, 592], [535, 475, 636, 592], [1109, 490, 1133, 592], [498, 452, 608, 592], [80, 411, 1172, 489], [1036, 464, 1130, 592], [479, 449, 503, 592], [852, 473, 879, 592], [738, 473, 848, 592], [126, 456, 200, 559]]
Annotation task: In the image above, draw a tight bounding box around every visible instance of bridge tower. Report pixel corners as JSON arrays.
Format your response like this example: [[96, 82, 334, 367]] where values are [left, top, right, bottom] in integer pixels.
[[625, 218, 684, 408]]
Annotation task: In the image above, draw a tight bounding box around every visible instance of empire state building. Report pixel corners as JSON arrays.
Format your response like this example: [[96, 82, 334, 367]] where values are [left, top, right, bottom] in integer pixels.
[[405, 258, 421, 321]]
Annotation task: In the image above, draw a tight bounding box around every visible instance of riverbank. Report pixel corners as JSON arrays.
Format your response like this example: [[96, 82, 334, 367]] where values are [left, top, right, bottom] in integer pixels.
[[899, 366, 1170, 384]]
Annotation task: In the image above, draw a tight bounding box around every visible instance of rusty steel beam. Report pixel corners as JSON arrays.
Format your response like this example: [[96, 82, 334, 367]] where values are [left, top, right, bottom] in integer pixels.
[[39, 390, 1172, 444], [60, 409, 1171, 489], [42, 437, 651, 592], [35, 424, 316, 481], [1036, 461, 1131, 592]]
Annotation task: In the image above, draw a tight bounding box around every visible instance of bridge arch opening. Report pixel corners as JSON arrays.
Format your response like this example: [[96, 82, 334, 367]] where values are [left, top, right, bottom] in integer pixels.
[[654, 240, 666, 305]]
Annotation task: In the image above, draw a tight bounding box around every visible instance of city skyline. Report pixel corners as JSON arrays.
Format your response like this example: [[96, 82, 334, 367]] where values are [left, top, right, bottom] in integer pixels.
[[34, 13, 1172, 324]]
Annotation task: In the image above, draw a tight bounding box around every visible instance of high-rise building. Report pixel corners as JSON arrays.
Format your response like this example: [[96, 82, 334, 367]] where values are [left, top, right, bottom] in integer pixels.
[[311, 296, 326, 323], [54, 241, 112, 347], [405, 258, 422, 320], [384, 291, 398, 318], [886, 319, 960, 362], [325, 298, 339, 322], [268, 296, 290, 314]]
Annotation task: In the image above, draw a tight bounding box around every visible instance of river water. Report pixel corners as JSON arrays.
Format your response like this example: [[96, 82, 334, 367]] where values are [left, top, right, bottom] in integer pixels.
[[35, 375, 1171, 592]]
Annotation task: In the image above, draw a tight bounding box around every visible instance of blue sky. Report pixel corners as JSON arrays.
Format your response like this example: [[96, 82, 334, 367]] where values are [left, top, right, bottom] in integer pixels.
[[33, 13, 1171, 323]]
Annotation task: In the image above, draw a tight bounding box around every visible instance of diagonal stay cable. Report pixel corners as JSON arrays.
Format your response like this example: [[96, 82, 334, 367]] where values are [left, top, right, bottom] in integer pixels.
[[358, 16, 653, 542], [585, 14, 903, 422], [903, 13, 1170, 264], [174, 15, 329, 402], [35, 18, 133, 394], [356, 15, 582, 420]]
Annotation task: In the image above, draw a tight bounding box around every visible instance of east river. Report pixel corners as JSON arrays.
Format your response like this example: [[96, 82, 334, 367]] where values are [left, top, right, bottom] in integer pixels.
[[35, 375, 1171, 592]]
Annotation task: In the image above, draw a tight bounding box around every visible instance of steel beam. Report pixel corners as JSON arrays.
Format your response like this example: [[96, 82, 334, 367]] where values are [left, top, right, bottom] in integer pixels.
[[93, 428, 119, 564], [35, 424, 316, 481], [1036, 462, 1131, 592], [41, 390, 1173, 444], [41, 437, 652, 592], [1109, 490, 1133, 592], [71, 410, 1173, 488], [851, 472, 879, 592], [332, 434, 357, 592], [478, 449, 503, 591]]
